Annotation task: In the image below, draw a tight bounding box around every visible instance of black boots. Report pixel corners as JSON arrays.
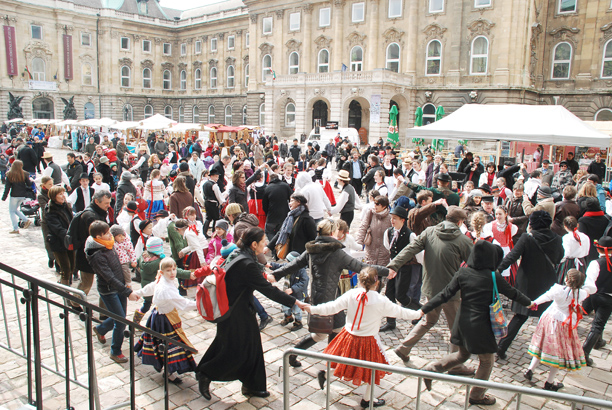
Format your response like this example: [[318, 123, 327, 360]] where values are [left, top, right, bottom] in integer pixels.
[[289, 335, 317, 367], [380, 318, 396, 332], [583, 331, 601, 367]]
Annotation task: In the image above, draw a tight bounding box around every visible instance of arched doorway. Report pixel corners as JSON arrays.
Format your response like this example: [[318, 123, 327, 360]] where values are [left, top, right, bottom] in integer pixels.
[[312, 100, 328, 128], [390, 100, 400, 128], [32, 98, 54, 119], [348, 100, 362, 129]]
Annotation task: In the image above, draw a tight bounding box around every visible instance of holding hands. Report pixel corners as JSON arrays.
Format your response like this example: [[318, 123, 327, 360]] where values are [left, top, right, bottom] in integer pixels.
[[295, 300, 311, 312]]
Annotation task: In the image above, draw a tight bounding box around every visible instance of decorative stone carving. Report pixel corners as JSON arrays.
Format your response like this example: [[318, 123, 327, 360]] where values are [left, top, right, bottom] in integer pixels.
[[276, 10, 285, 20], [423, 23, 447, 40], [203, 35, 208, 42], [303, 3, 313, 14], [161, 62, 174, 70], [208, 59, 218, 68], [600, 23, 612, 44], [250, 14, 258, 24], [259, 42, 274, 56], [118, 57, 132, 68], [243, 55, 249, 64], [154, 37, 163, 44], [23, 40, 54, 62], [178, 62, 187, 70], [285, 39, 302, 54], [217, 33, 225, 40], [529, 23, 543, 82], [347, 32, 366, 47], [225, 56, 236, 65], [141, 59, 155, 69], [313, 88, 325, 96], [548, 26, 580, 45], [334, 0, 346, 6], [469, 90, 478, 101], [382, 27, 404, 47], [425, 91, 433, 101], [56, 24, 74, 33], [314, 35, 332, 50], [193, 60, 202, 69], [467, 18, 495, 37], [110, 31, 120, 39], [236, 29, 243, 35]]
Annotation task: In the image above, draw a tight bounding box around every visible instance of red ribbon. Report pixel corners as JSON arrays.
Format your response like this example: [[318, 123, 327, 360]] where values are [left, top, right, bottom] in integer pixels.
[[572, 227, 582, 246], [188, 224, 199, 235], [562, 295, 586, 338], [351, 291, 368, 332]]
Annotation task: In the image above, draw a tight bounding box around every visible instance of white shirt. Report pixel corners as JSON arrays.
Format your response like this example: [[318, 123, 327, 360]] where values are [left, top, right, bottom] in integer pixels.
[[330, 187, 363, 215], [298, 182, 331, 220], [67, 186, 91, 208], [152, 216, 173, 240], [91, 182, 110, 193], [135, 275, 197, 314], [586, 260, 612, 297], [383, 229, 424, 265], [561, 231, 590, 261], [534, 283, 596, 324], [338, 234, 365, 259], [411, 170, 426, 185], [524, 178, 541, 198], [39, 164, 71, 186], [181, 227, 208, 265]]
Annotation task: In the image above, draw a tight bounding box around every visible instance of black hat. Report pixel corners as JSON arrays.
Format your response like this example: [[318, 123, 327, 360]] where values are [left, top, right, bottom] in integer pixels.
[[139, 219, 153, 231], [542, 159, 550, 164], [209, 168, 220, 176], [481, 195, 494, 203], [389, 206, 408, 220], [79, 173, 89, 180], [529, 210, 552, 230], [126, 201, 138, 212], [154, 209, 169, 218], [559, 161, 568, 167], [478, 184, 492, 194], [436, 173, 452, 183], [596, 236, 612, 248]]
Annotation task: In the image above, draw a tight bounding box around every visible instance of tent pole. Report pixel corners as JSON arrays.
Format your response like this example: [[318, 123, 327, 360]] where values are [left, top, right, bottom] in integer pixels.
[[496, 140, 502, 169], [549, 145, 554, 163]]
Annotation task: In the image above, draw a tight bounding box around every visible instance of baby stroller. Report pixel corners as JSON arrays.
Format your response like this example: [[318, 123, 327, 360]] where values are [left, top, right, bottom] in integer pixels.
[[19, 181, 41, 228]]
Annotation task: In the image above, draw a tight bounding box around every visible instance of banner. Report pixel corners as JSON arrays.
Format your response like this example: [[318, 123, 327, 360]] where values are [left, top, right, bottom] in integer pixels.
[[3, 26, 18, 77], [370, 94, 381, 124], [63, 34, 73, 80]]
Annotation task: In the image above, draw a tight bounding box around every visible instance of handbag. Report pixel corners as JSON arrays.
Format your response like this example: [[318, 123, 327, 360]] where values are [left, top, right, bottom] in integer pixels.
[[306, 254, 334, 334], [489, 271, 508, 338], [275, 216, 300, 260], [364, 228, 372, 246]]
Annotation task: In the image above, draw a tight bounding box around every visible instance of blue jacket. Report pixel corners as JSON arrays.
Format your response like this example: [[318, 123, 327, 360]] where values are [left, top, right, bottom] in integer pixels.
[[270, 261, 309, 301]]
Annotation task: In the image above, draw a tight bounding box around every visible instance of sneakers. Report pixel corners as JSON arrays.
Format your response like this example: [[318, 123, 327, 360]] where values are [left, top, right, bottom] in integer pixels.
[[280, 315, 294, 326], [290, 320, 303, 331], [110, 353, 129, 364], [93, 327, 106, 344], [9, 230, 19, 234], [23, 220, 32, 229]]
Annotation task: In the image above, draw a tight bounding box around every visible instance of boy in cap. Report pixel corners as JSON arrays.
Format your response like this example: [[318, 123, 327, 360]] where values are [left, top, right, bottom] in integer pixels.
[[110, 225, 137, 288], [67, 173, 95, 213], [481, 195, 495, 222], [151, 209, 174, 241]]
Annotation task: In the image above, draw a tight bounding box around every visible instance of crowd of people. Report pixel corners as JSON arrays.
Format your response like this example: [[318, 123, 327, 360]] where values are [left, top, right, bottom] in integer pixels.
[[1, 123, 611, 407]]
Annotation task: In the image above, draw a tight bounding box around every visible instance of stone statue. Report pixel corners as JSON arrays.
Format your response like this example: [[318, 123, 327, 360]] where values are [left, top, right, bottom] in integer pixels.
[[7, 92, 24, 120], [61, 96, 77, 120]]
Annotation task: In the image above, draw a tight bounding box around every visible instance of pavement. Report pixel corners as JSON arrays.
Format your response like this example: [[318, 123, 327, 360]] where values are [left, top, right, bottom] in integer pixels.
[[0, 147, 610, 410]]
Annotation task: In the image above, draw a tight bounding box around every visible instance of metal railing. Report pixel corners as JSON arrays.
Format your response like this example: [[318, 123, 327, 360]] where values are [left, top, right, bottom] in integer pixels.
[[283, 349, 612, 410], [0, 261, 198, 410]]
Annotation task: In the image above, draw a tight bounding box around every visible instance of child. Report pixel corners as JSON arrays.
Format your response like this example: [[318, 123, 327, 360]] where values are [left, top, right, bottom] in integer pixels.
[[134, 219, 153, 259], [85, 221, 140, 364], [334, 219, 363, 257], [183, 206, 208, 250], [144, 169, 167, 219], [91, 172, 111, 193], [305, 267, 421, 407], [133, 237, 194, 324], [68, 173, 95, 213], [174, 218, 206, 272], [483, 205, 518, 284], [272, 251, 309, 331], [557, 216, 590, 283], [525, 269, 596, 390], [134, 257, 198, 384], [460, 181, 474, 205], [116, 193, 136, 233], [110, 225, 137, 288], [205, 219, 233, 264], [151, 210, 174, 241], [110, 162, 120, 190]]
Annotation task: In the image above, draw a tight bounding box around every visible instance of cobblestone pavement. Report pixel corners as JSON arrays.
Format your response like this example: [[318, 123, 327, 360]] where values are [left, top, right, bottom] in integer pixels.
[[0, 147, 610, 410]]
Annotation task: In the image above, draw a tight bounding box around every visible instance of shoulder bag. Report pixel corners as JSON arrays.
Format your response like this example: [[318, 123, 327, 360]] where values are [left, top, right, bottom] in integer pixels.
[[275, 216, 300, 260], [489, 271, 508, 338]]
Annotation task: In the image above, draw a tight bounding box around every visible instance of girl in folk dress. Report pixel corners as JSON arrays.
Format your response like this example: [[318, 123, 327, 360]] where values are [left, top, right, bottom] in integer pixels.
[[177, 209, 207, 270], [247, 172, 267, 229], [557, 216, 590, 283], [144, 169, 167, 220], [465, 212, 498, 245], [524, 269, 596, 391], [314, 158, 336, 206], [305, 267, 422, 408], [382, 155, 396, 192], [134, 257, 198, 384], [372, 170, 388, 197], [483, 206, 518, 285]]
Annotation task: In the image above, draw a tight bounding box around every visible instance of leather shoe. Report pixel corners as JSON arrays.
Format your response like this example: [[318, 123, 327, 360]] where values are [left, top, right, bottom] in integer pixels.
[[595, 336, 606, 350], [394, 347, 410, 363], [317, 370, 326, 390], [259, 316, 273, 331], [469, 395, 496, 405], [288, 354, 301, 368], [360, 399, 385, 408], [379, 322, 396, 332], [524, 369, 533, 381], [496, 350, 507, 361], [447, 366, 475, 376], [241, 387, 270, 398], [544, 382, 563, 391], [424, 378, 432, 391], [198, 375, 211, 400]]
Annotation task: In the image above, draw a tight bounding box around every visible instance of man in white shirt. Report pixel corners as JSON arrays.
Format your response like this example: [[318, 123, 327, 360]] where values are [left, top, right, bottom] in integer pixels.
[[39, 152, 71, 188], [295, 172, 331, 223], [68, 173, 94, 212]]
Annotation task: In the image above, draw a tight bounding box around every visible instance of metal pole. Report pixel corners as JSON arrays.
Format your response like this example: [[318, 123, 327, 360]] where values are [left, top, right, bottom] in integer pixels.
[[464, 385, 471, 409], [325, 361, 331, 410], [369, 369, 375, 410], [13, 276, 25, 354], [30, 284, 43, 409], [61, 309, 71, 410], [85, 307, 96, 410], [45, 289, 59, 372], [129, 327, 136, 410], [23, 289, 33, 405], [283, 353, 290, 410], [516, 393, 522, 409], [162, 343, 169, 410], [0, 283, 10, 348], [416, 377, 421, 410]]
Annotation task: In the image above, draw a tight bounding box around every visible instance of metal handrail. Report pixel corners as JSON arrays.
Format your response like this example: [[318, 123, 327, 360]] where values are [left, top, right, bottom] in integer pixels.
[[283, 349, 612, 410]]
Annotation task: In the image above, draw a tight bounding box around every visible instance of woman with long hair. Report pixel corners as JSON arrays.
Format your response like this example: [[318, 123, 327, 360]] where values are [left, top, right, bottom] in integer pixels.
[[2, 160, 34, 233], [168, 176, 193, 220], [43, 186, 75, 284], [483, 206, 519, 285]]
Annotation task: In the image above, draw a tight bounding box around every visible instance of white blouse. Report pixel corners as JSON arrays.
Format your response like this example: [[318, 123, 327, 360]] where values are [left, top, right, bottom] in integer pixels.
[[534, 282, 596, 324], [561, 231, 590, 261], [135, 275, 197, 314]]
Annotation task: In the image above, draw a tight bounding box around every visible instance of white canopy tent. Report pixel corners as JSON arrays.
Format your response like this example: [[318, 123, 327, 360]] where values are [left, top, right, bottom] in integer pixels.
[[110, 121, 140, 131], [163, 123, 202, 132], [406, 104, 612, 148], [137, 114, 176, 130]]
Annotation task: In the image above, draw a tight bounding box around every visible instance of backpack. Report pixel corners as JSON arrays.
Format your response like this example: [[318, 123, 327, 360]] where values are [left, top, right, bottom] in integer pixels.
[[64, 209, 94, 251]]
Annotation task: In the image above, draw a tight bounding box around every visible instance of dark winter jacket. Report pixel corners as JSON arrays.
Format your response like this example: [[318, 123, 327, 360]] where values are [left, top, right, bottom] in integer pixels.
[[579, 213, 609, 265], [505, 196, 529, 243], [552, 200, 580, 236], [362, 165, 383, 191], [66, 162, 84, 190], [114, 176, 137, 216], [44, 200, 73, 253], [84, 237, 132, 297], [97, 163, 114, 192], [268, 209, 317, 255], [210, 160, 227, 191], [262, 178, 292, 226], [75, 201, 109, 272], [270, 261, 309, 301], [17, 146, 38, 173], [2, 171, 32, 200], [228, 169, 261, 213]]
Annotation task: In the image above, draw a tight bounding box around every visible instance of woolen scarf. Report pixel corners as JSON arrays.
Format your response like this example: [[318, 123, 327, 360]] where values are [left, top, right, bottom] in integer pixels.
[[277, 205, 305, 246]]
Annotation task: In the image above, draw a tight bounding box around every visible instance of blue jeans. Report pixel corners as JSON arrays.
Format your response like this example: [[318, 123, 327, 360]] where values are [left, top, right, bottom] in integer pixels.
[[253, 296, 268, 320], [97, 292, 127, 356], [282, 302, 302, 321], [8, 196, 28, 231]]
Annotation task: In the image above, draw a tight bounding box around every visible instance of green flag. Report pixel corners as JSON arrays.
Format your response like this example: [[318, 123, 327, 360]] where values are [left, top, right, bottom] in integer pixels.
[[387, 105, 399, 146]]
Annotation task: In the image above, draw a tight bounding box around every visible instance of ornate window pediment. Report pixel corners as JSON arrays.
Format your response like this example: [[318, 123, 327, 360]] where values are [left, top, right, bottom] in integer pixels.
[[243, 55, 249, 64], [314, 35, 332, 50], [423, 23, 447, 41], [119, 57, 132, 68], [226, 56, 236, 65], [382, 27, 404, 47], [549, 26, 580, 45], [161, 62, 174, 70], [467, 18, 495, 37], [601, 22, 612, 44], [23, 41, 53, 62], [193, 60, 202, 69], [259, 42, 274, 56], [178, 62, 187, 70], [141, 59, 154, 69], [347, 32, 366, 48], [286, 39, 302, 54], [209, 59, 218, 68]]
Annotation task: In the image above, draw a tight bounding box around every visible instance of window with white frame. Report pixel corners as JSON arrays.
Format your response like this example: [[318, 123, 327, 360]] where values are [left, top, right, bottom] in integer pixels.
[[142, 40, 151, 52], [318, 49, 330, 73], [144, 105, 153, 119], [163, 43, 171, 55], [225, 106, 232, 125], [319, 8, 331, 27], [475, 0, 491, 7], [195, 40, 202, 54], [290, 12, 301, 31], [423, 103, 436, 125], [32, 58, 45, 81], [227, 65, 235, 88], [389, 0, 402, 17], [163, 70, 171, 90], [84, 102, 95, 119], [602, 40, 612, 78], [120, 37, 130, 50], [81, 33, 91, 46], [559, 0, 577, 13], [120, 66, 130, 87], [263, 17, 273, 35], [210, 67, 217, 89], [259, 103, 265, 126], [429, 0, 444, 13], [352, 3, 365, 23], [142, 68, 152, 88], [595, 108, 612, 121], [194, 69, 201, 89], [285, 103, 296, 127], [123, 104, 133, 121], [180, 43, 187, 56], [470, 36, 489, 75], [242, 105, 247, 125], [228, 36, 235, 50], [552, 42, 572, 79], [262, 54, 272, 80], [386, 43, 400, 73], [208, 105, 215, 123], [193, 106, 200, 123], [31, 25, 42, 40], [289, 52, 299, 74], [180, 70, 187, 90], [211, 38, 217, 52], [244, 64, 249, 86], [82, 64, 93, 85], [245, 32, 250, 48], [350, 46, 363, 71], [426, 40, 442, 75], [164, 105, 172, 120], [179, 106, 185, 123]]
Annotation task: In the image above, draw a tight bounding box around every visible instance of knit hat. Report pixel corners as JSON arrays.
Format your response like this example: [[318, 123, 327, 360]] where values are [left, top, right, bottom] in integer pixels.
[[110, 225, 126, 237], [529, 210, 552, 230], [126, 201, 138, 212], [286, 251, 300, 262], [215, 219, 229, 232], [121, 171, 133, 181], [584, 197, 602, 212], [220, 239, 237, 258], [139, 219, 153, 231], [110, 162, 117, 168], [146, 237, 165, 257], [99, 156, 109, 164], [537, 186, 552, 198]]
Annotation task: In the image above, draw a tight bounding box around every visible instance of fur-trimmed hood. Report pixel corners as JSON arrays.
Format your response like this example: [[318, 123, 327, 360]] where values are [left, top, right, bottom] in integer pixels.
[[305, 236, 344, 264]]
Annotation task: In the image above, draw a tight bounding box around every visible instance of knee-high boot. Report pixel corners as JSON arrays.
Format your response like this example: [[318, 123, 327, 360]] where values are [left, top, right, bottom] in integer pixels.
[[289, 335, 317, 368], [583, 331, 601, 367]]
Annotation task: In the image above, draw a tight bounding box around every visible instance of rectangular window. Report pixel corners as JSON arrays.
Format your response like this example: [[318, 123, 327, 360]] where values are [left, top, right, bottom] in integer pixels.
[[142, 40, 151, 52], [263, 17, 273, 34], [388, 0, 402, 18], [227, 35, 235, 50], [180, 43, 187, 56], [120, 37, 130, 50], [31, 25, 42, 40], [195, 40, 202, 54], [290, 12, 301, 31], [163, 43, 171, 55], [352, 3, 365, 22], [245, 32, 250, 48], [211, 38, 217, 52], [81, 33, 91, 46], [559, 0, 576, 13], [319, 8, 331, 27], [475, 0, 491, 6], [429, 0, 444, 13]]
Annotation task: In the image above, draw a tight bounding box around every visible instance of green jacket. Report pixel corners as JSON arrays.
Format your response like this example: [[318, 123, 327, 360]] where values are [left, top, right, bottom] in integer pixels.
[[405, 181, 459, 223], [167, 221, 188, 261], [138, 252, 191, 292]]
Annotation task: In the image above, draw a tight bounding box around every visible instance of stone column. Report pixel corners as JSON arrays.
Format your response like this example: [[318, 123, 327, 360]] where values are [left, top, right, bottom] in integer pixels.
[[367, 0, 379, 71], [333, 0, 345, 71], [303, 4, 313, 73], [405, 0, 418, 79]]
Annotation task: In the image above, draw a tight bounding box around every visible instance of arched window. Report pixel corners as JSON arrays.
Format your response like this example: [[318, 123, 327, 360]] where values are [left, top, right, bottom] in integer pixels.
[[426, 40, 442, 75], [262, 54, 272, 81], [602, 40, 612, 79], [285, 102, 296, 127], [595, 108, 612, 121], [244, 64, 249, 86], [552, 42, 572, 79], [225, 105, 232, 125], [144, 104, 153, 119], [163, 70, 171, 90], [193, 106, 199, 123], [386, 43, 400, 73], [123, 104, 133, 121], [227, 65, 235, 88], [289, 52, 299, 74], [164, 105, 172, 120], [82, 64, 93, 86], [210, 67, 217, 89], [242, 105, 247, 125], [470, 36, 489, 75], [180, 70, 187, 90], [142, 68, 152, 88], [350, 46, 363, 72], [422, 103, 436, 125], [318, 49, 330, 73], [179, 106, 185, 122], [121, 66, 131, 87], [32, 58, 45, 81], [84, 102, 95, 119], [259, 103, 265, 126], [194, 69, 201, 90], [208, 105, 215, 124]]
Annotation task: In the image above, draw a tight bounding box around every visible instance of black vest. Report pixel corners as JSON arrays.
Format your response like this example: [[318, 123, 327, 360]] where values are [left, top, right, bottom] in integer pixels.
[[596, 259, 612, 294], [48, 161, 62, 185], [129, 216, 141, 246], [202, 180, 216, 201], [341, 183, 356, 213], [386, 225, 413, 259], [74, 187, 95, 213]]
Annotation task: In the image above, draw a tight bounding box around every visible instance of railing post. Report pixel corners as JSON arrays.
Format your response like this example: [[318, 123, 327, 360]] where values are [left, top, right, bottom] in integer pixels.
[[22, 288, 33, 406], [464, 385, 471, 409], [128, 327, 136, 410], [516, 393, 522, 410], [325, 360, 331, 410], [30, 283, 43, 409], [416, 377, 422, 410], [60, 309, 72, 410], [283, 353, 290, 410], [162, 343, 169, 410], [369, 369, 375, 410], [83, 308, 97, 410]]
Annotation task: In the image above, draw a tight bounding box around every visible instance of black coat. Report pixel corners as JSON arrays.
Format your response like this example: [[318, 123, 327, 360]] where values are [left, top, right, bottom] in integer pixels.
[[228, 169, 261, 213], [497, 164, 521, 190], [75, 202, 108, 272], [44, 200, 73, 253], [2, 171, 31, 200], [362, 165, 383, 191], [210, 160, 227, 191], [342, 159, 366, 180], [497, 229, 563, 317], [18, 146, 38, 173], [262, 179, 292, 225], [114, 180, 137, 216], [423, 241, 531, 354], [97, 163, 114, 191], [66, 162, 84, 190], [85, 237, 132, 296], [268, 209, 317, 255], [196, 251, 295, 391], [578, 213, 609, 265]]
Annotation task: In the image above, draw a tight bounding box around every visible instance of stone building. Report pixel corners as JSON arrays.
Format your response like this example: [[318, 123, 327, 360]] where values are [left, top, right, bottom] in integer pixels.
[[1, 0, 612, 143]]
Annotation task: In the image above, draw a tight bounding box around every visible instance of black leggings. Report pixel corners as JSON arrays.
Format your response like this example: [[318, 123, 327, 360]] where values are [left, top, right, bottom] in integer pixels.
[[340, 211, 354, 228]]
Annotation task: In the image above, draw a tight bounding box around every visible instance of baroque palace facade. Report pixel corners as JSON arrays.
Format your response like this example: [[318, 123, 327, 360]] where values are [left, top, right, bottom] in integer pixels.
[[1, 0, 612, 142]]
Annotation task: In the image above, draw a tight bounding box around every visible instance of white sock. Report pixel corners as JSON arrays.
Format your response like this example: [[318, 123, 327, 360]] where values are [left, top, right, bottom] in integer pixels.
[[546, 368, 558, 384], [364, 384, 375, 402], [528, 357, 539, 371]]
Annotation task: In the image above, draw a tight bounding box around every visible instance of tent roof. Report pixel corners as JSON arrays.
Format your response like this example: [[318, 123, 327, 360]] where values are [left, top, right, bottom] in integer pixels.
[[137, 114, 177, 130], [406, 104, 611, 148]]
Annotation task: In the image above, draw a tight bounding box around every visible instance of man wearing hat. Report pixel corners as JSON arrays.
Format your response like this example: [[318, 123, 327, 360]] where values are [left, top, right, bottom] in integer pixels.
[[403, 173, 460, 223], [68, 173, 95, 213], [331, 169, 361, 227], [536, 159, 553, 186], [202, 168, 226, 238], [40, 152, 71, 186], [97, 156, 114, 191], [480, 195, 495, 222], [551, 161, 574, 191], [523, 185, 555, 218]]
